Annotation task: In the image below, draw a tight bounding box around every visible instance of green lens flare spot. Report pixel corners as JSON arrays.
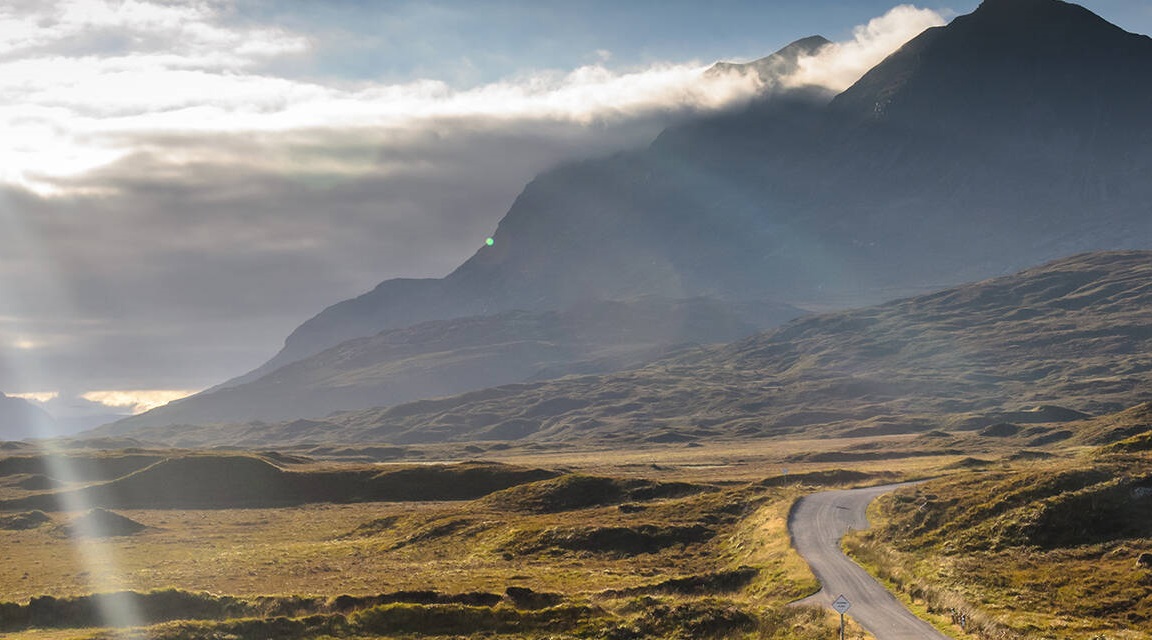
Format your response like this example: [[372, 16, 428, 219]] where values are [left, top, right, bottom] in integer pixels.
[[486, 237, 495, 246]]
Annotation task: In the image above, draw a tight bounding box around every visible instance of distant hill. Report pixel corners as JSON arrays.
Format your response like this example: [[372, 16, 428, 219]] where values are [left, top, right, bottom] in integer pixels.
[[0, 394, 56, 441], [107, 251, 1152, 447], [102, 297, 802, 431]]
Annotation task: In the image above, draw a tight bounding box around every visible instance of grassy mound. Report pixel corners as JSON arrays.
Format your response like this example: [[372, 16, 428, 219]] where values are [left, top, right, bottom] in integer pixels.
[[758, 468, 898, 487], [12, 474, 59, 490], [0, 453, 165, 482], [0, 510, 51, 530], [481, 473, 707, 513], [1075, 402, 1152, 445], [601, 567, 760, 597], [66, 508, 147, 538], [943, 456, 994, 470], [0, 457, 556, 510], [511, 523, 715, 556]]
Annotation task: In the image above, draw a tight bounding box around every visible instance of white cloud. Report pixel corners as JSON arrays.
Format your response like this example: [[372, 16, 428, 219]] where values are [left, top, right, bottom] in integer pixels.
[[81, 389, 196, 414], [785, 5, 947, 92], [9, 391, 59, 403], [0, 0, 767, 195]]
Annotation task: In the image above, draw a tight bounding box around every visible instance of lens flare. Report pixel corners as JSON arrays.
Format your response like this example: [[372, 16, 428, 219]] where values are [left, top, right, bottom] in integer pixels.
[[0, 193, 144, 635]]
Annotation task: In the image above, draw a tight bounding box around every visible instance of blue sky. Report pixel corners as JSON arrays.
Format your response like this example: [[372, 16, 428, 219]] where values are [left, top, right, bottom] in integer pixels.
[[229, 0, 1150, 85], [0, 0, 1148, 429]]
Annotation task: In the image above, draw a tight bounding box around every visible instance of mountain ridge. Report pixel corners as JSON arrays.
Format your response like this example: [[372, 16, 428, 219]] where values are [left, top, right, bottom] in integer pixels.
[[103, 297, 803, 431], [106, 0, 1152, 437], [101, 251, 1152, 448]]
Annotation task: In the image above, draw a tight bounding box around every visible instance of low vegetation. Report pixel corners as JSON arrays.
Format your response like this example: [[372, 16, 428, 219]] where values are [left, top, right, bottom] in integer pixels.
[[847, 425, 1152, 639], [0, 445, 883, 639]]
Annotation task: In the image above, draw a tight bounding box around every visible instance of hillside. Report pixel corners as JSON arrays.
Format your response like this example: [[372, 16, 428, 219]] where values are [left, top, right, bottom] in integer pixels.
[[855, 426, 1152, 636], [105, 297, 802, 431], [225, 36, 834, 386], [108, 251, 1152, 447]]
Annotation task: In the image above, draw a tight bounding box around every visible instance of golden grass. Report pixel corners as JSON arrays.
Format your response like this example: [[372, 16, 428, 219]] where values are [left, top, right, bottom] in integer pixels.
[[0, 439, 1000, 639], [847, 452, 1152, 640]]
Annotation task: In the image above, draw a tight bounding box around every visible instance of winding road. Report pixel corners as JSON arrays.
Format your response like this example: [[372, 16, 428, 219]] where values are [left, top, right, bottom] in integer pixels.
[[789, 482, 951, 640]]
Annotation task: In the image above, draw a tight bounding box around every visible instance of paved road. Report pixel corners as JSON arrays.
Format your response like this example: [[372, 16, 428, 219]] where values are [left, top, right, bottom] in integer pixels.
[[789, 482, 951, 640]]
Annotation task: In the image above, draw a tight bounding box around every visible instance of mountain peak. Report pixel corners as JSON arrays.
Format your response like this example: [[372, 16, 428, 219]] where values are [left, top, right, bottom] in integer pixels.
[[706, 35, 831, 84], [959, 0, 1130, 37], [830, 0, 1152, 127]]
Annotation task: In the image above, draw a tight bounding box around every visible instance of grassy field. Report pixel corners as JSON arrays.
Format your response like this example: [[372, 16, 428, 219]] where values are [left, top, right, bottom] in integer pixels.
[[0, 438, 948, 639], [1, 429, 1112, 639], [846, 442, 1152, 640]]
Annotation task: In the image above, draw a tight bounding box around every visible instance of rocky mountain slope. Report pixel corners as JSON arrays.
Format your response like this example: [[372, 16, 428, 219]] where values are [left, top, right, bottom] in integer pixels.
[[106, 251, 1152, 447]]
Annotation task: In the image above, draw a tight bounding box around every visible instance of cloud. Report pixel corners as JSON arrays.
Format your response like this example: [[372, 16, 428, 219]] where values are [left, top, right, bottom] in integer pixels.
[[81, 389, 195, 414], [9, 391, 59, 403], [0, 0, 763, 196], [785, 5, 947, 91]]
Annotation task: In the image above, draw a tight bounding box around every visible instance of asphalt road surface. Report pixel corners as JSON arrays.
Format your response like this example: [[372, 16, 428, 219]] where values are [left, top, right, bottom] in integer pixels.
[[790, 482, 951, 640]]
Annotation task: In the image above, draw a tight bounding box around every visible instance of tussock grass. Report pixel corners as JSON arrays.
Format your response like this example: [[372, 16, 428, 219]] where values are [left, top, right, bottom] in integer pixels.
[[851, 449, 1152, 638], [0, 444, 893, 639]]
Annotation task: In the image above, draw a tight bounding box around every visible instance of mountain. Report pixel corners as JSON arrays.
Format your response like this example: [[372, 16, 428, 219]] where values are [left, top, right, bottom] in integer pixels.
[[220, 35, 836, 387], [705, 35, 832, 84], [235, 0, 1152, 394], [106, 251, 1152, 448], [0, 393, 57, 441], [103, 297, 802, 430]]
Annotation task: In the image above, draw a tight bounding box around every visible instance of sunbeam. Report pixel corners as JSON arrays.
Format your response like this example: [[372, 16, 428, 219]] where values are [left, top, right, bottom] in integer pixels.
[[0, 192, 144, 635]]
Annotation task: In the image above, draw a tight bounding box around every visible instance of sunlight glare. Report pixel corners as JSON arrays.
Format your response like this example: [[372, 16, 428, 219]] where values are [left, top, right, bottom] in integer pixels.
[[80, 389, 197, 414]]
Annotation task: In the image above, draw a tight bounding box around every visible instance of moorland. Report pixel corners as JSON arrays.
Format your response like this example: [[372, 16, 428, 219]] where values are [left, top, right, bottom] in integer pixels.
[[3, 406, 1152, 639]]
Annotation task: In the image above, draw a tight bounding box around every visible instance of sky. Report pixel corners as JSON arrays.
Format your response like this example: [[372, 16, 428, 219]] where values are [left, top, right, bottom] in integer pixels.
[[0, 0, 1149, 427]]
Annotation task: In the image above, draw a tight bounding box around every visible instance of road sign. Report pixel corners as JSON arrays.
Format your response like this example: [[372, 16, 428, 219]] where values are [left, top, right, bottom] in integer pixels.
[[832, 595, 852, 614]]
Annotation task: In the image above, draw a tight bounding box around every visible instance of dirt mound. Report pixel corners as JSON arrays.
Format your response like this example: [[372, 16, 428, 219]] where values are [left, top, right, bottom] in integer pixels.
[[0, 510, 51, 530], [67, 508, 147, 537]]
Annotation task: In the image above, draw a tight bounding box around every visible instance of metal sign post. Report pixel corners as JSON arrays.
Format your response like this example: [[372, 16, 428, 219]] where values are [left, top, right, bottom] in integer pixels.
[[831, 595, 852, 640]]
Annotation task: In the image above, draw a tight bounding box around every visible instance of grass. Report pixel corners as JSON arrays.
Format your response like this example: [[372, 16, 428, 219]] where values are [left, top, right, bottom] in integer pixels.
[[0, 435, 1036, 640], [845, 448, 1152, 639], [0, 441, 924, 639]]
